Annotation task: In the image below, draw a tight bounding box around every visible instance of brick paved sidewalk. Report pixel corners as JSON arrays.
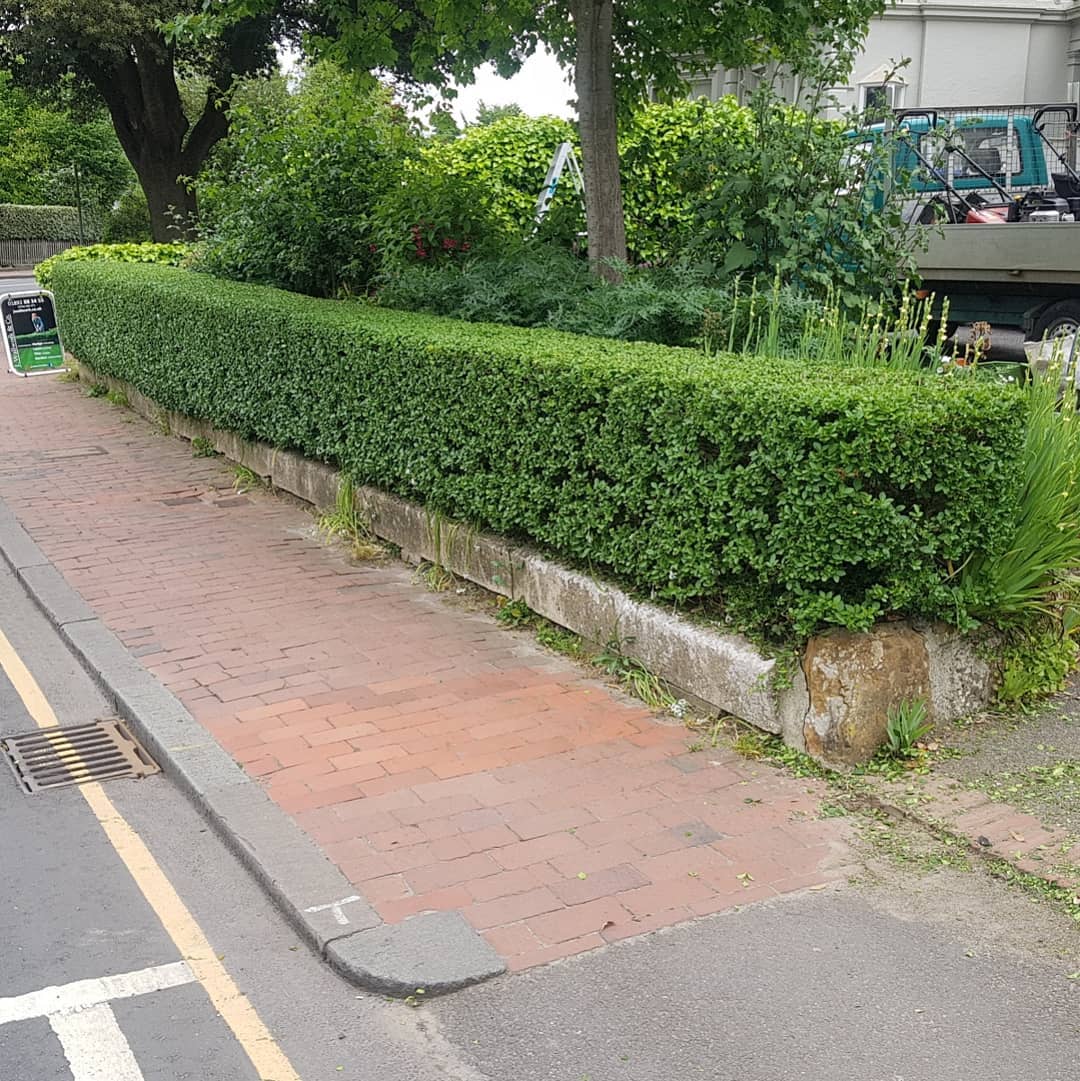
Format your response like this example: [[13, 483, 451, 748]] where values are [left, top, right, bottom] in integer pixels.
[[0, 375, 853, 971]]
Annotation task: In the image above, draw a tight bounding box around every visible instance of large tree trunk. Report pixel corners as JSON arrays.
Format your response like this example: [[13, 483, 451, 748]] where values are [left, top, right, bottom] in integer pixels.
[[137, 161, 200, 241], [89, 34, 229, 241], [572, 0, 627, 281]]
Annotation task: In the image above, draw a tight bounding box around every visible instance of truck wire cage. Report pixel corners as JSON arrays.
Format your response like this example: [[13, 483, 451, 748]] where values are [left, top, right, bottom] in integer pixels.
[[892, 102, 1080, 203]]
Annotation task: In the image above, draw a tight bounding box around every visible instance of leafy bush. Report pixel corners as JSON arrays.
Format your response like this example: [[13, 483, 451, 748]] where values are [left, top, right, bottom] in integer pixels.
[[376, 244, 735, 345], [374, 100, 757, 268], [52, 260, 1028, 640], [103, 185, 151, 243], [373, 113, 578, 266], [997, 623, 1079, 706], [35, 243, 192, 288], [196, 63, 415, 297], [681, 77, 921, 304], [0, 203, 88, 241], [619, 98, 754, 265]]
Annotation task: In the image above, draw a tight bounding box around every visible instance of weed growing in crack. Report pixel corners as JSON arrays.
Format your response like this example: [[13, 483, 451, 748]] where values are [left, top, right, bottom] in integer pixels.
[[885, 698, 933, 758], [535, 621, 583, 657], [318, 477, 383, 560], [594, 636, 674, 709], [495, 598, 535, 628], [232, 465, 266, 493], [417, 560, 456, 592]]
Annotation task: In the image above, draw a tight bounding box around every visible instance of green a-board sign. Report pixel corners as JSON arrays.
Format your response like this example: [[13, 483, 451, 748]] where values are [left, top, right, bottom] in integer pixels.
[[2, 290, 67, 376]]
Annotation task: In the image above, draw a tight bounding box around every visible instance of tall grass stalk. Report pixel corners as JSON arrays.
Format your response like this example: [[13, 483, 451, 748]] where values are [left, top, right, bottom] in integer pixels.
[[717, 276, 947, 373], [962, 353, 1080, 623]]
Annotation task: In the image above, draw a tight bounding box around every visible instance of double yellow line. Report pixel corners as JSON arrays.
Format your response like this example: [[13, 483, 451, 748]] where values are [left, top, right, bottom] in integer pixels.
[[0, 627, 301, 1081]]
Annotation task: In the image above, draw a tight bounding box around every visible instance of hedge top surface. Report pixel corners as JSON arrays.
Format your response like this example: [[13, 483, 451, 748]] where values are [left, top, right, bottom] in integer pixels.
[[50, 259, 987, 389], [50, 259, 1027, 639]]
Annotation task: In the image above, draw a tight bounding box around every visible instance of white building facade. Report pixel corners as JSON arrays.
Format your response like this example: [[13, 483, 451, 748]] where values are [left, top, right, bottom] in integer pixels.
[[691, 0, 1080, 111]]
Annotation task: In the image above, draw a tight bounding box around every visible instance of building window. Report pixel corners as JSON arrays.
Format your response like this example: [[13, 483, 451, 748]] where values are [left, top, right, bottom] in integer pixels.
[[859, 82, 905, 114]]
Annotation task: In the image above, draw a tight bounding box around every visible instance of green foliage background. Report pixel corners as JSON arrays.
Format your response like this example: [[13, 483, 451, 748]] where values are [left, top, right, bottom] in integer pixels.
[[0, 73, 131, 229], [196, 63, 415, 297], [35, 242, 191, 287]]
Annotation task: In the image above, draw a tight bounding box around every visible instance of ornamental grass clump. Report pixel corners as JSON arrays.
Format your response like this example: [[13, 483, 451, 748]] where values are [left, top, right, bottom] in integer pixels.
[[962, 353, 1080, 626]]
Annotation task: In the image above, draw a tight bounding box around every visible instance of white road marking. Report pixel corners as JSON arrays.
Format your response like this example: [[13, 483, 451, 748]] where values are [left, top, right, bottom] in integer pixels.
[[0, 626, 302, 1080], [304, 894, 363, 925], [0, 961, 195, 1025], [50, 1003, 144, 1081]]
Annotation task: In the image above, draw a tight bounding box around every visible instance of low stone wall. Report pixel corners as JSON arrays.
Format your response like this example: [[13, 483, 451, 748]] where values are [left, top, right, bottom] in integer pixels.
[[77, 359, 997, 767]]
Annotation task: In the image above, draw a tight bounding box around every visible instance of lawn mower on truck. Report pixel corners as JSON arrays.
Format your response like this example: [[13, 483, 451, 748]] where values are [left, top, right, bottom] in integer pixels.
[[860, 103, 1080, 342]]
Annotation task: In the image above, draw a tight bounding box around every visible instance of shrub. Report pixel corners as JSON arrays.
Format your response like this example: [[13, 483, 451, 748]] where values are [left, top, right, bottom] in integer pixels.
[[195, 63, 415, 297], [374, 100, 758, 268], [0, 203, 88, 241], [619, 98, 754, 265], [373, 113, 579, 266], [376, 245, 736, 345], [35, 243, 192, 288], [103, 185, 152, 243], [681, 77, 921, 304], [51, 260, 1028, 640]]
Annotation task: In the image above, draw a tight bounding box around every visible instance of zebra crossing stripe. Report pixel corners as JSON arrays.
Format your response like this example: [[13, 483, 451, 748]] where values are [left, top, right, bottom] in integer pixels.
[[0, 961, 195, 1026], [49, 1003, 145, 1081]]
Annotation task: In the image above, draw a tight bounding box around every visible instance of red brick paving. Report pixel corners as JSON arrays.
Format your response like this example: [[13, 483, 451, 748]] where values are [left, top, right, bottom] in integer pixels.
[[0, 375, 854, 970], [874, 774, 1080, 889]]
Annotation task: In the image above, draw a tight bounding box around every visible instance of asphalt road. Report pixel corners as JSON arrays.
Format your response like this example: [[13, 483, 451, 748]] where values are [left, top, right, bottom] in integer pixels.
[[0, 273, 38, 294], [427, 881, 1080, 1081], [0, 560, 458, 1081], [2, 549, 1080, 1081]]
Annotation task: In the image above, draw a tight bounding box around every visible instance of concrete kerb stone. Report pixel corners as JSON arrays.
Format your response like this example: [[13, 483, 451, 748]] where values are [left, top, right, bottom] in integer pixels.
[[327, 910, 505, 996], [17, 563, 96, 628], [0, 493, 506, 995], [0, 503, 49, 572]]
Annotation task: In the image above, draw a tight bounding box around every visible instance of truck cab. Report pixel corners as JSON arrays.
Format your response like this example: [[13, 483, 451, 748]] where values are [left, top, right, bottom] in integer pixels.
[[850, 112, 1052, 212]]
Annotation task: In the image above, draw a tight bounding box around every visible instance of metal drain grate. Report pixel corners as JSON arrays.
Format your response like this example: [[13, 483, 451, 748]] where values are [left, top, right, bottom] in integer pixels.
[[0, 720, 159, 794]]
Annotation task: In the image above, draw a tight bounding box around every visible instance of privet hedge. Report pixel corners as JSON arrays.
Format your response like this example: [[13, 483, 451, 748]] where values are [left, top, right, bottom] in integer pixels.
[[0, 203, 85, 241], [51, 262, 1027, 637]]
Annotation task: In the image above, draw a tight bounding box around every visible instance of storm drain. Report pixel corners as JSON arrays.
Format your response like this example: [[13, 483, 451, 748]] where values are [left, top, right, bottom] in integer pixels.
[[0, 720, 159, 794]]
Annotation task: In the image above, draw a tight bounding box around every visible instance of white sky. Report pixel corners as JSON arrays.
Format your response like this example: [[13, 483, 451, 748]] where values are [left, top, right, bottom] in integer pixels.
[[278, 44, 575, 126], [446, 47, 575, 124]]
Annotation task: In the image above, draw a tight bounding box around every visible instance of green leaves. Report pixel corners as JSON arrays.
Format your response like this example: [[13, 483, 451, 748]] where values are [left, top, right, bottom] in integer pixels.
[[52, 260, 1026, 642], [0, 203, 85, 242], [35, 242, 191, 287], [196, 63, 414, 297]]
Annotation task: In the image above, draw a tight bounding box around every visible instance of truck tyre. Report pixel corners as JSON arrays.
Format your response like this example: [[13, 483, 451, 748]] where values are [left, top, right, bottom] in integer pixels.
[[1032, 300, 1080, 340]]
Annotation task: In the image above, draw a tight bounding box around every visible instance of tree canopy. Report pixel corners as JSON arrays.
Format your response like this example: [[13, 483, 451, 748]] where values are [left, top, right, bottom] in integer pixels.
[[311, 0, 887, 273], [0, 73, 131, 225], [0, 0, 312, 238]]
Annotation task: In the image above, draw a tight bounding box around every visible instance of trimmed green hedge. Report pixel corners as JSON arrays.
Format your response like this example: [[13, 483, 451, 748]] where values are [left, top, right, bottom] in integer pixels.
[[0, 203, 87, 241], [50, 262, 1027, 637]]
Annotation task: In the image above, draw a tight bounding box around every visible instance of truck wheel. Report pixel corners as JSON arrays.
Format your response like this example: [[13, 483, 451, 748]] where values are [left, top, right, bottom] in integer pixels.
[[1032, 300, 1080, 340]]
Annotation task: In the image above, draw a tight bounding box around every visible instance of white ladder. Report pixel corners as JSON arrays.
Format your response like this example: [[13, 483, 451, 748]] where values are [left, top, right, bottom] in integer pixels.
[[533, 141, 586, 232]]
